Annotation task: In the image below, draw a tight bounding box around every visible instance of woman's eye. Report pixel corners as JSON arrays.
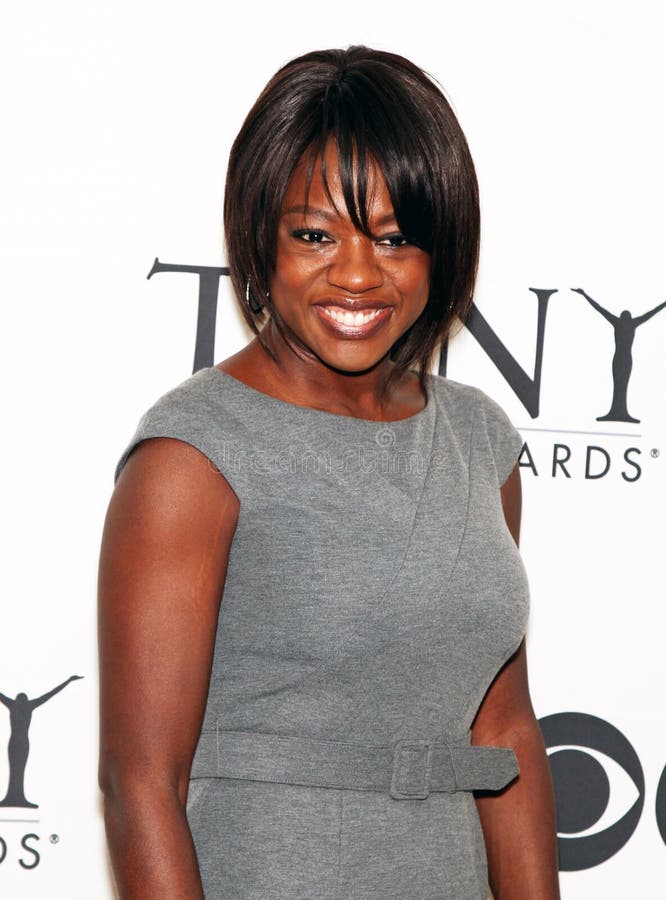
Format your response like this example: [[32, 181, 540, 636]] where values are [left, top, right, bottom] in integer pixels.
[[378, 234, 409, 248], [292, 229, 330, 244]]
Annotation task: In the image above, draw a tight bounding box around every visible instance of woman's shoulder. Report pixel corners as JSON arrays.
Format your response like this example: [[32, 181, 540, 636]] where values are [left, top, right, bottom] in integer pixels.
[[133, 366, 227, 417], [428, 374, 523, 483], [113, 367, 247, 488], [428, 372, 511, 421]]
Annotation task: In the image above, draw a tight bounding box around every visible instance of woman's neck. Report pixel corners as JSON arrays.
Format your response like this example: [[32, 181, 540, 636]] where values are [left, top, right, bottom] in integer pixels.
[[217, 321, 426, 421]]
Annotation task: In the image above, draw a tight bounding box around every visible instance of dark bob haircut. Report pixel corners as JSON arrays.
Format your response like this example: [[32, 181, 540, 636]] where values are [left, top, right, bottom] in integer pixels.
[[224, 45, 480, 381]]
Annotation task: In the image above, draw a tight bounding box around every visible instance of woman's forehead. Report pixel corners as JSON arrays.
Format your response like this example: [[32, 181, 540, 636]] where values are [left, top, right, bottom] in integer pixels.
[[281, 141, 394, 222]]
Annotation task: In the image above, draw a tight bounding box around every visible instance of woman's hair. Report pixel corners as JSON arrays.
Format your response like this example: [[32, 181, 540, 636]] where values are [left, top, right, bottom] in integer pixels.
[[224, 45, 480, 381]]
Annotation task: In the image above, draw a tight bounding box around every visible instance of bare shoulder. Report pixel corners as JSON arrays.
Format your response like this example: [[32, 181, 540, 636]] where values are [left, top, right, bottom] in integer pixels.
[[107, 435, 240, 571], [115, 435, 239, 514]]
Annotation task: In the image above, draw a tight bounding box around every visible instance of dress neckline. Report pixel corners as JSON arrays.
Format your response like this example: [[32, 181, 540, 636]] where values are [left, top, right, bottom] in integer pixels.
[[206, 365, 434, 426]]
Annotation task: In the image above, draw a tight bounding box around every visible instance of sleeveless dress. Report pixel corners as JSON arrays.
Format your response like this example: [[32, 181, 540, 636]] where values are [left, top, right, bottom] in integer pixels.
[[114, 367, 529, 900]]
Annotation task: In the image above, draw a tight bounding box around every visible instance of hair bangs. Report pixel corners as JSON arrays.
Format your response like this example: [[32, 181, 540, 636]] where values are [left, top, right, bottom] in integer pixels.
[[312, 73, 439, 253], [297, 85, 372, 236]]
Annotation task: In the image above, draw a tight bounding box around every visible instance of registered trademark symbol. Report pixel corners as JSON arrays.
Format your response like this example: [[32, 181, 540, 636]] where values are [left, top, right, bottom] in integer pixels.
[[49, 834, 59, 844], [651, 448, 660, 458]]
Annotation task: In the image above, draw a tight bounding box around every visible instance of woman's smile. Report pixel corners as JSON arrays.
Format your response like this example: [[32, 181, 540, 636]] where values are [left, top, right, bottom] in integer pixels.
[[314, 300, 392, 336]]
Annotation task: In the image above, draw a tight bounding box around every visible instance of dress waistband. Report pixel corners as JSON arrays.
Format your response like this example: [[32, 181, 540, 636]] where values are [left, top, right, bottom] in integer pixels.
[[190, 729, 519, 800]]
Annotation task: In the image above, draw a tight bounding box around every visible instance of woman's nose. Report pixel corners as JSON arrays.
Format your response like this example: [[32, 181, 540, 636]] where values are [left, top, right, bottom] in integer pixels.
[[327, 236, 383, 293]]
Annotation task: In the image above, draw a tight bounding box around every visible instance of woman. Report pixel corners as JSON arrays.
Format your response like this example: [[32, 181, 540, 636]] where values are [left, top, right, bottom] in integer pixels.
[[98, 46, 560, 899]]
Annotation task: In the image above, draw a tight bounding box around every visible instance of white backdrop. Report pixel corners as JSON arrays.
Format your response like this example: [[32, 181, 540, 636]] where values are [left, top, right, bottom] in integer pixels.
[[1, 2, 664, 897]]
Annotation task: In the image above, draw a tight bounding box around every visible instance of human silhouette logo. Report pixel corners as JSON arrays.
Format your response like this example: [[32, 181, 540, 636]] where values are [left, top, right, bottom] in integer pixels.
[[0, 675, 83, 808], [573, 288, 666, 423]]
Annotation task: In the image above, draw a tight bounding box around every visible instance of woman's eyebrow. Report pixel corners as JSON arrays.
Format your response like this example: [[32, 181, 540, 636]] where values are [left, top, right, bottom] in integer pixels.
[[281, 204, 338, 220]]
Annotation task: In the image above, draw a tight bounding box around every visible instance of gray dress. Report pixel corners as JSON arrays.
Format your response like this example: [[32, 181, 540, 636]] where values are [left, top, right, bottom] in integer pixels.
[[114, 367, 529, 899]]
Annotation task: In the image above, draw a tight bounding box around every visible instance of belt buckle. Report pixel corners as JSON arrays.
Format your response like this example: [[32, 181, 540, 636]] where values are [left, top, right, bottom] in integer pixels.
[[390, 739, 432, 800]]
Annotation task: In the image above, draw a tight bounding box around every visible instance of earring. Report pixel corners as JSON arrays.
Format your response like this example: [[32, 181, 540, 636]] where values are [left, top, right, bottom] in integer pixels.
[[245, 277, 264, 314]]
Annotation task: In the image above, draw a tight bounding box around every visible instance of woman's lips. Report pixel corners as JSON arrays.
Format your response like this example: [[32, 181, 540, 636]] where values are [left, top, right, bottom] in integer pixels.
[[314, 304, 392, 337]]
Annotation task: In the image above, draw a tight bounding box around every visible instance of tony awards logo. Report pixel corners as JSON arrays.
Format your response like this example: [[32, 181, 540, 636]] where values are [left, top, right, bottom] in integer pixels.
[[0, 676, 83, 808]]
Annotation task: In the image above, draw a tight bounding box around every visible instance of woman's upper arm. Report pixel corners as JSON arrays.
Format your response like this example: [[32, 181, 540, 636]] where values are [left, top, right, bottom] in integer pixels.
[[97, 436, 240, 799]]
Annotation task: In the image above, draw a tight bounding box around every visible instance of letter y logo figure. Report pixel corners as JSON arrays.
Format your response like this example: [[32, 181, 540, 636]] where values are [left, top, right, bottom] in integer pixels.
[[572, 288, 666, 423], [0, 676, 83, 808]]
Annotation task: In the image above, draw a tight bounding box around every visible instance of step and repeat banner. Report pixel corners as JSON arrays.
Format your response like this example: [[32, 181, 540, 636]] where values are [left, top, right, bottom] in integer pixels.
[[1, 2, 664, 897]]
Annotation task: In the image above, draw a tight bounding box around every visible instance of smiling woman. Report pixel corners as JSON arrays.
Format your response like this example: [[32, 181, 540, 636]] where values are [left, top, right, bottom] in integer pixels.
[[98, 46, 560, 900]]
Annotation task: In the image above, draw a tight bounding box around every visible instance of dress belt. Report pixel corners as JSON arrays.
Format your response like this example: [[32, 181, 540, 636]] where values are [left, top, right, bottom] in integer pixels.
[[190, 729, 519, 800]]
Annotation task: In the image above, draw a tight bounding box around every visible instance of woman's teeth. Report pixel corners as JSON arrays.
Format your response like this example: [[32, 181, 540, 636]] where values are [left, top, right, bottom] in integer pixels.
[[322, 307, 382, 326]]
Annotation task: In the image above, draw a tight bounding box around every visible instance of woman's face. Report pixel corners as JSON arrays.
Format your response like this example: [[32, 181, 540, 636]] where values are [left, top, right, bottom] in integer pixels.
[[269, 142, 431, 376]]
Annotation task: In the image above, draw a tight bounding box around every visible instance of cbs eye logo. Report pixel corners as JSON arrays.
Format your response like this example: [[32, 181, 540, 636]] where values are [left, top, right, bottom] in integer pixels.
[[538, 711, 666, 870]]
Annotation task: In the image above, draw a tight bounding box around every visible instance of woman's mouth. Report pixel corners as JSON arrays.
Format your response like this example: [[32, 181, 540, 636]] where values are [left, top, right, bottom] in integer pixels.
[[314, 304, 392, 337]]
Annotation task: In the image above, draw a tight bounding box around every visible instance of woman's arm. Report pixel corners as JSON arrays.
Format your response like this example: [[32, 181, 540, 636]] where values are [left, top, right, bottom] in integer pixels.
[[98, 437, 239, 899], [472, 464, 560, 900]]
